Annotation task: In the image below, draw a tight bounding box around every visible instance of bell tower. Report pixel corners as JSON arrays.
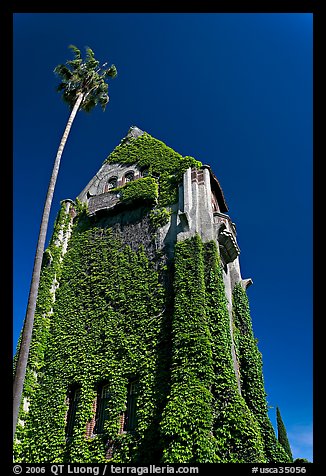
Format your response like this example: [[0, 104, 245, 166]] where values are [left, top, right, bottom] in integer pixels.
[[14, 126, 291, 464]]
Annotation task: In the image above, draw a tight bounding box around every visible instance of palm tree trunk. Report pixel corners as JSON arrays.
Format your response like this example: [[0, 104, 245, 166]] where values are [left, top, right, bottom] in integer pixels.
[[13, 92, 84, 438]]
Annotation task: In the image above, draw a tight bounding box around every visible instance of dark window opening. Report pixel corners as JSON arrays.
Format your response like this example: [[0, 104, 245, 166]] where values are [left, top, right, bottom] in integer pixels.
[[124, 171, 134, 184], [65, 386, 81, 437], [140, 167, 149, 177], [123, 379, 138, 432], [104, 177, 118, 193], [94, 383, 111, 434]]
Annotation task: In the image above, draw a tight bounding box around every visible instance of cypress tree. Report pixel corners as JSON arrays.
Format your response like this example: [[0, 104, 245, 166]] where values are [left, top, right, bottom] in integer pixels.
[[276, 407, 293, 461]]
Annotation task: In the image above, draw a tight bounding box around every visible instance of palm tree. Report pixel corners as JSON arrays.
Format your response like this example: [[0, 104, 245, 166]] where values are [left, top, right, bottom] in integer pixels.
[[13, 45, 117, 437]]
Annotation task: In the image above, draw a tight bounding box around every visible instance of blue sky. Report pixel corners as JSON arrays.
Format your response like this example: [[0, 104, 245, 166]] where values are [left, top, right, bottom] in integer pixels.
[[13, 13, 313, 461]]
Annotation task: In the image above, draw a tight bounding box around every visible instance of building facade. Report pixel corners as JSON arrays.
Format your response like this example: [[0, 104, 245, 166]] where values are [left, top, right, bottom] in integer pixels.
[[14, 127, 290, 463]]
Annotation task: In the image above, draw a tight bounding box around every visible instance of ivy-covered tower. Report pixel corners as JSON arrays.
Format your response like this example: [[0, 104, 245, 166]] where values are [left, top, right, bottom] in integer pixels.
[[14, 126, 291, 463]]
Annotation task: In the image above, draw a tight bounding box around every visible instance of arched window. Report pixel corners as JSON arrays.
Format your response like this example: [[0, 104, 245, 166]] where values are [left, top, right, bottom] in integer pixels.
[[123, 379, 138, 432], [124, 171, 134, 184], [104, 177, 118, 193], [65, 385, 81, 437], [140, 167, 149, 177], [93, 378, 139, 436], [94, 383, 111, 434]]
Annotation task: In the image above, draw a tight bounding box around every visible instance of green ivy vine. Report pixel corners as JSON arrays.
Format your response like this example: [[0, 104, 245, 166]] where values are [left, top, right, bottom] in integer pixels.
[[14, 212, 170, 463], [14, 203, 72, 449], [149, 207, 172, 229], [160, 235, 216, 463], [112, 176, 159, 206], [105, 131, 201, 221], [232, 283, 291, 462], [202, 240, 267, 463]]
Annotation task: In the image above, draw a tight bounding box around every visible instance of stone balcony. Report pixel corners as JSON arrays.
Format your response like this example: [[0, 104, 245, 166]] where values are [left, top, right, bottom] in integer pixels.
[[88, 191, 121, 216], [213, 212, 240, 264]]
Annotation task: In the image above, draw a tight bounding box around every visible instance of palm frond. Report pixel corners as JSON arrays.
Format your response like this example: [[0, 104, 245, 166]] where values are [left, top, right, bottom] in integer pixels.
[[53, 64, 72, 81], [62, 89, 77, 103], [81, 95, 97, 113], [68, 44, 82, 60], [61, 88, 83, 110], [99, 94, 109, 111], [67, 59, 83, 71], [56, 82, 66, 92], [85, 46, 95, 61], [105, 65, 118, 78], [61, 92, 75, 109], [66, 45, 83, 71], [96, 80, 109, 93], [85, 47, 99, 70]]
